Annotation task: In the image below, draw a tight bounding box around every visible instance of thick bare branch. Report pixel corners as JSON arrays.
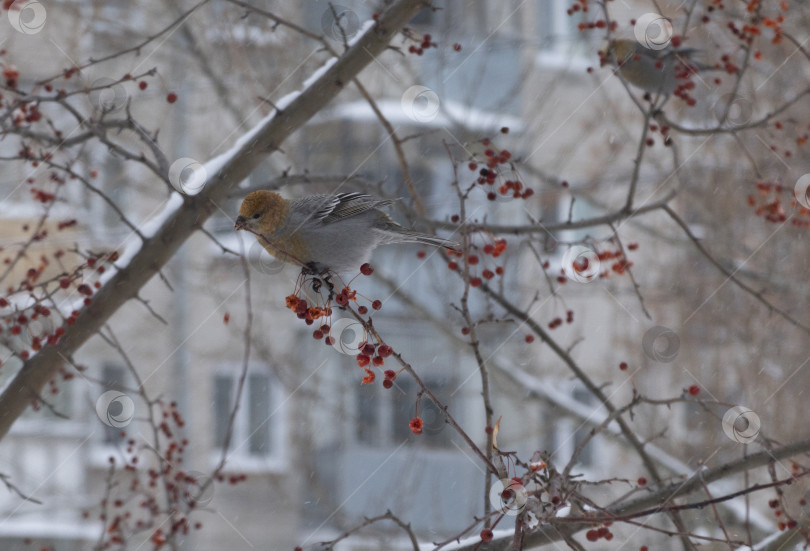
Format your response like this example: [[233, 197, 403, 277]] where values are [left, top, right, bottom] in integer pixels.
[[0, 0, 432, 442]]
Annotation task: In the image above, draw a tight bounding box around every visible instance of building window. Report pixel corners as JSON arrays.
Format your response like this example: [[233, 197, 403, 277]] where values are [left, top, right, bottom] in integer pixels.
[[356, 385, 380, 444], [535, 0, 588, 62], [393, 377, 453, 448], [552, 387, 597, 469], [213, 370, 284, 466], [354, 376, 454, 448]]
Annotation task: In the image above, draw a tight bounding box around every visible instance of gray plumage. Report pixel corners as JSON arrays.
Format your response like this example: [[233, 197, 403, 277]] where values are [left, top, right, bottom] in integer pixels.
[[283, 192, 457, 274]]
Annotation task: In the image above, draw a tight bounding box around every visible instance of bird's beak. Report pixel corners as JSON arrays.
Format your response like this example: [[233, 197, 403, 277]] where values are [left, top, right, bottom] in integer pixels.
[[234, 216, 247, 231]]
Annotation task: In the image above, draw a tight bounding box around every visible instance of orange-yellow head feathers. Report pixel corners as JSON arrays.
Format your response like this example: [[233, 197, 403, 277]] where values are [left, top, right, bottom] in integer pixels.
[[603, 39, 638, 66], [234, 190, 290, 235]]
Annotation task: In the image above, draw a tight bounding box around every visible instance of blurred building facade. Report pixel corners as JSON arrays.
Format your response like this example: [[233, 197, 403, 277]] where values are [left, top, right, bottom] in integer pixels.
[[0, 0, 799, 549]]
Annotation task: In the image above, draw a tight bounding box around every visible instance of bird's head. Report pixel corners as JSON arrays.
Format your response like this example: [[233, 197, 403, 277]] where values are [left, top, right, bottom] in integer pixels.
[[602, 39, 638, 67], [234, 190, 289, 234]]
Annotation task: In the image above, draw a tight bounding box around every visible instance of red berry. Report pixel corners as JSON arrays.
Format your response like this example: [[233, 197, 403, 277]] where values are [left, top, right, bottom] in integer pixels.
[[59, 278, 70, 289], [480, 529, 493, 542], [586, 530, 599, 542], [619, 362, 628, 371], [453, 43, 462, 52], [416, 251, 426, 259], [448, 261, 458, 270], [138, 81, 147, 90], [371, 300, 382, 310], [312, 330, 323, 340], [637, 477, 647, 486], [470, 277, 482, 287], [360, 263, 374, 276], [688, 384, 700, 396], [384, 369, 395, 379], [358, 305, 368, 315], [525, 335, 534, 343], [167, 92, 177, 103], [382, 379, 393, 389]]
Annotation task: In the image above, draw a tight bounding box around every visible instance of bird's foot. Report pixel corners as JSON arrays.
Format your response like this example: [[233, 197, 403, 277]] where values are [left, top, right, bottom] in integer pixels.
[[303, 263, 335, 298]]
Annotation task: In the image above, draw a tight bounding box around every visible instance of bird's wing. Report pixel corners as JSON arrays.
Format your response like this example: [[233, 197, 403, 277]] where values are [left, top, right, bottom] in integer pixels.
[[295, 193, 394, 225]]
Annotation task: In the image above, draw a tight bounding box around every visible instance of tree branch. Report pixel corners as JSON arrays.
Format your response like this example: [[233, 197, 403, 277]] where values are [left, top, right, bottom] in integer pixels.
[[0, 0, 432, 442]]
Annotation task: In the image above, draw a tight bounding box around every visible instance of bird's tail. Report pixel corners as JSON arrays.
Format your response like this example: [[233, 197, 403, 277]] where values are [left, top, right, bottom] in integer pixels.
[[388, 229, 460, 251]]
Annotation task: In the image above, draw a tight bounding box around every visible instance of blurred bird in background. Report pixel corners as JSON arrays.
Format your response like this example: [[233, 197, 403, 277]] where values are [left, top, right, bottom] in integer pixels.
[[234, 190, 458, 275], [602, 38, 717, 99]]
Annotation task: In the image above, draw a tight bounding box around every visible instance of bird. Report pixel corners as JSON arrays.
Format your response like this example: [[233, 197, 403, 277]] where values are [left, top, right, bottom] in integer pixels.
[[234, 190, 458, 275], [603, 39, 716, 97]]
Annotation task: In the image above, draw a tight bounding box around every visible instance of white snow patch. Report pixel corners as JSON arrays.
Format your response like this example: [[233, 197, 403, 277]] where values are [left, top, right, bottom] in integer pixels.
[[303, 57, 338, 89], [347, 19, 375, 48], [423, 528, 513, 551], [275, 90, 301, 112], [141, 192, 183, 238], [100, 192, 185, 288], [0, 517, 99, 539], [316, 99, 524, 133]]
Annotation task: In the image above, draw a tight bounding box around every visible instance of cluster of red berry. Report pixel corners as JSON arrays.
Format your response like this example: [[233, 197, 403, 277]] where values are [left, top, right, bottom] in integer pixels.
[[748, 180, 810, 227], [406, 32, 436, 56], [468, 137, 534, 202], [446, 238, 507, 287]]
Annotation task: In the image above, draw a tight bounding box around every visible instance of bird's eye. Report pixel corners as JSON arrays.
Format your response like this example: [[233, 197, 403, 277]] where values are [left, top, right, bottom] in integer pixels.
[[252, 213, 261, 219]]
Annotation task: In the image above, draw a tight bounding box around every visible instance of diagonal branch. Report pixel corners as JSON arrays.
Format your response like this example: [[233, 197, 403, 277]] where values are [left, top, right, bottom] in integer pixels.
[[0, 0, 432, 443]]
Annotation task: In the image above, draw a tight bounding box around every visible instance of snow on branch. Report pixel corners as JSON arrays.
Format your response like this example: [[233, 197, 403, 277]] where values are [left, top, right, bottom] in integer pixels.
[[0, 0, 432, 442]]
